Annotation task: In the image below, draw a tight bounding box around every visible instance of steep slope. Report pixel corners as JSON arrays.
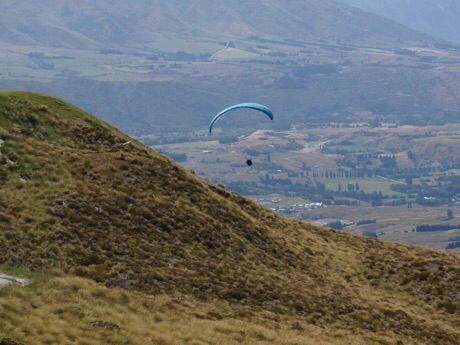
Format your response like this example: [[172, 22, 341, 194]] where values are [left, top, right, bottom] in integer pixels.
[[337, 0, 460, 44], [0, 92, 459, 344], [0, 0, 443, 48]]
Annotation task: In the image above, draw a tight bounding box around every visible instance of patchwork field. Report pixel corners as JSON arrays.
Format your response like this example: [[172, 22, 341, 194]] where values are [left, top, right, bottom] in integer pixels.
[[152, 124, 460, 251]]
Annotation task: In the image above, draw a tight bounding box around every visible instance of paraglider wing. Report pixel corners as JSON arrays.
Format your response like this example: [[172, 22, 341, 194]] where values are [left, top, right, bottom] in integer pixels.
[[208, 103, 274, 133]]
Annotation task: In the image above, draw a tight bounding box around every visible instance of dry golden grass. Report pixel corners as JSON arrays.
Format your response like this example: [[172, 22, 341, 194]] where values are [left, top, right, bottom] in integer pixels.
[[0, 275, 433, 345], [0, 91, 459, 344]]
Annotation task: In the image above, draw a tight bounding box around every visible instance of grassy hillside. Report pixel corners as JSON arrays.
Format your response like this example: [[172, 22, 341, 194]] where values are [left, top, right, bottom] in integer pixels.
[[0, 275, 429, 345], [0, 92, 459, 344]]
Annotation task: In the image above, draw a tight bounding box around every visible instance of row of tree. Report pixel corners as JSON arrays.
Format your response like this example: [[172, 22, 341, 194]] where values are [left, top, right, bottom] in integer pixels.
[[446, 241, 460, 250], [415, 224, 460, 232]]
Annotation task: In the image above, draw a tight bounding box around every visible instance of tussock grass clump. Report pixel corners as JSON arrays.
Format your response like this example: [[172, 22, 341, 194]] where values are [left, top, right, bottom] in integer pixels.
[[0, 275, 426, 345]]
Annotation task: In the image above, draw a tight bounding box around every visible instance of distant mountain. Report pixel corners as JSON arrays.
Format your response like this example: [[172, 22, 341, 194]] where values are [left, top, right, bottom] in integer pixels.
[[0, 0, 444, 48], [0, 91, 460, 344], [1, 1, 458, 136], [337, 0, 460, 44]]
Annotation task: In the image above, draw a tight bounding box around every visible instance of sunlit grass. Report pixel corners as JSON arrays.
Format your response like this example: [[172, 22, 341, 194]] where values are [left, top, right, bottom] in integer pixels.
[[0, 275, 433, 345]]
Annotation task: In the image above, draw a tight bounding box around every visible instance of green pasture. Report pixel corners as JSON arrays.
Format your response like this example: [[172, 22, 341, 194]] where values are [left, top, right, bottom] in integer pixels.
[[317, 176, 406, 196], [1, 66, 60, 81], [442, 123, 460, 134], [322, 142, 368, 153], [137, 33, 225, 54]]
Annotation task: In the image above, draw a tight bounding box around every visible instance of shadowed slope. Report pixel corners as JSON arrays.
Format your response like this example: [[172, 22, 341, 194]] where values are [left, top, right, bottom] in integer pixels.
[[0, 91, 459, 344]]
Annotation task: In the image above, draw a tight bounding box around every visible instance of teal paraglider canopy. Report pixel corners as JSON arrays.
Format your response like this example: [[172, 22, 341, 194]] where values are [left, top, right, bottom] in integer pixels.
[[208, 103, 274, 133]]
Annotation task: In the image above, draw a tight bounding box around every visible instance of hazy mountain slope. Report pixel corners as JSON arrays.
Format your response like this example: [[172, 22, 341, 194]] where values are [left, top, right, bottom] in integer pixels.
[[337, 0, 460, 44], [0, 0, 443, 48], [3, 61, 460, 135], [0, 91, 459, 344]]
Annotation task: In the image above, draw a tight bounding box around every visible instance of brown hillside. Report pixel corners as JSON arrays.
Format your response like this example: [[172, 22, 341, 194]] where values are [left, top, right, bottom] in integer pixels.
[[0, 91, 459, 344], [0, 0, 443, 48]]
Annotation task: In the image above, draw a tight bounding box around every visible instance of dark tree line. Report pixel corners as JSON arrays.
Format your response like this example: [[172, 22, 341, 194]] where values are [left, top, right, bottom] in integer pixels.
[[416, 224, 460, 232], [446, 241, 460, 250]]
